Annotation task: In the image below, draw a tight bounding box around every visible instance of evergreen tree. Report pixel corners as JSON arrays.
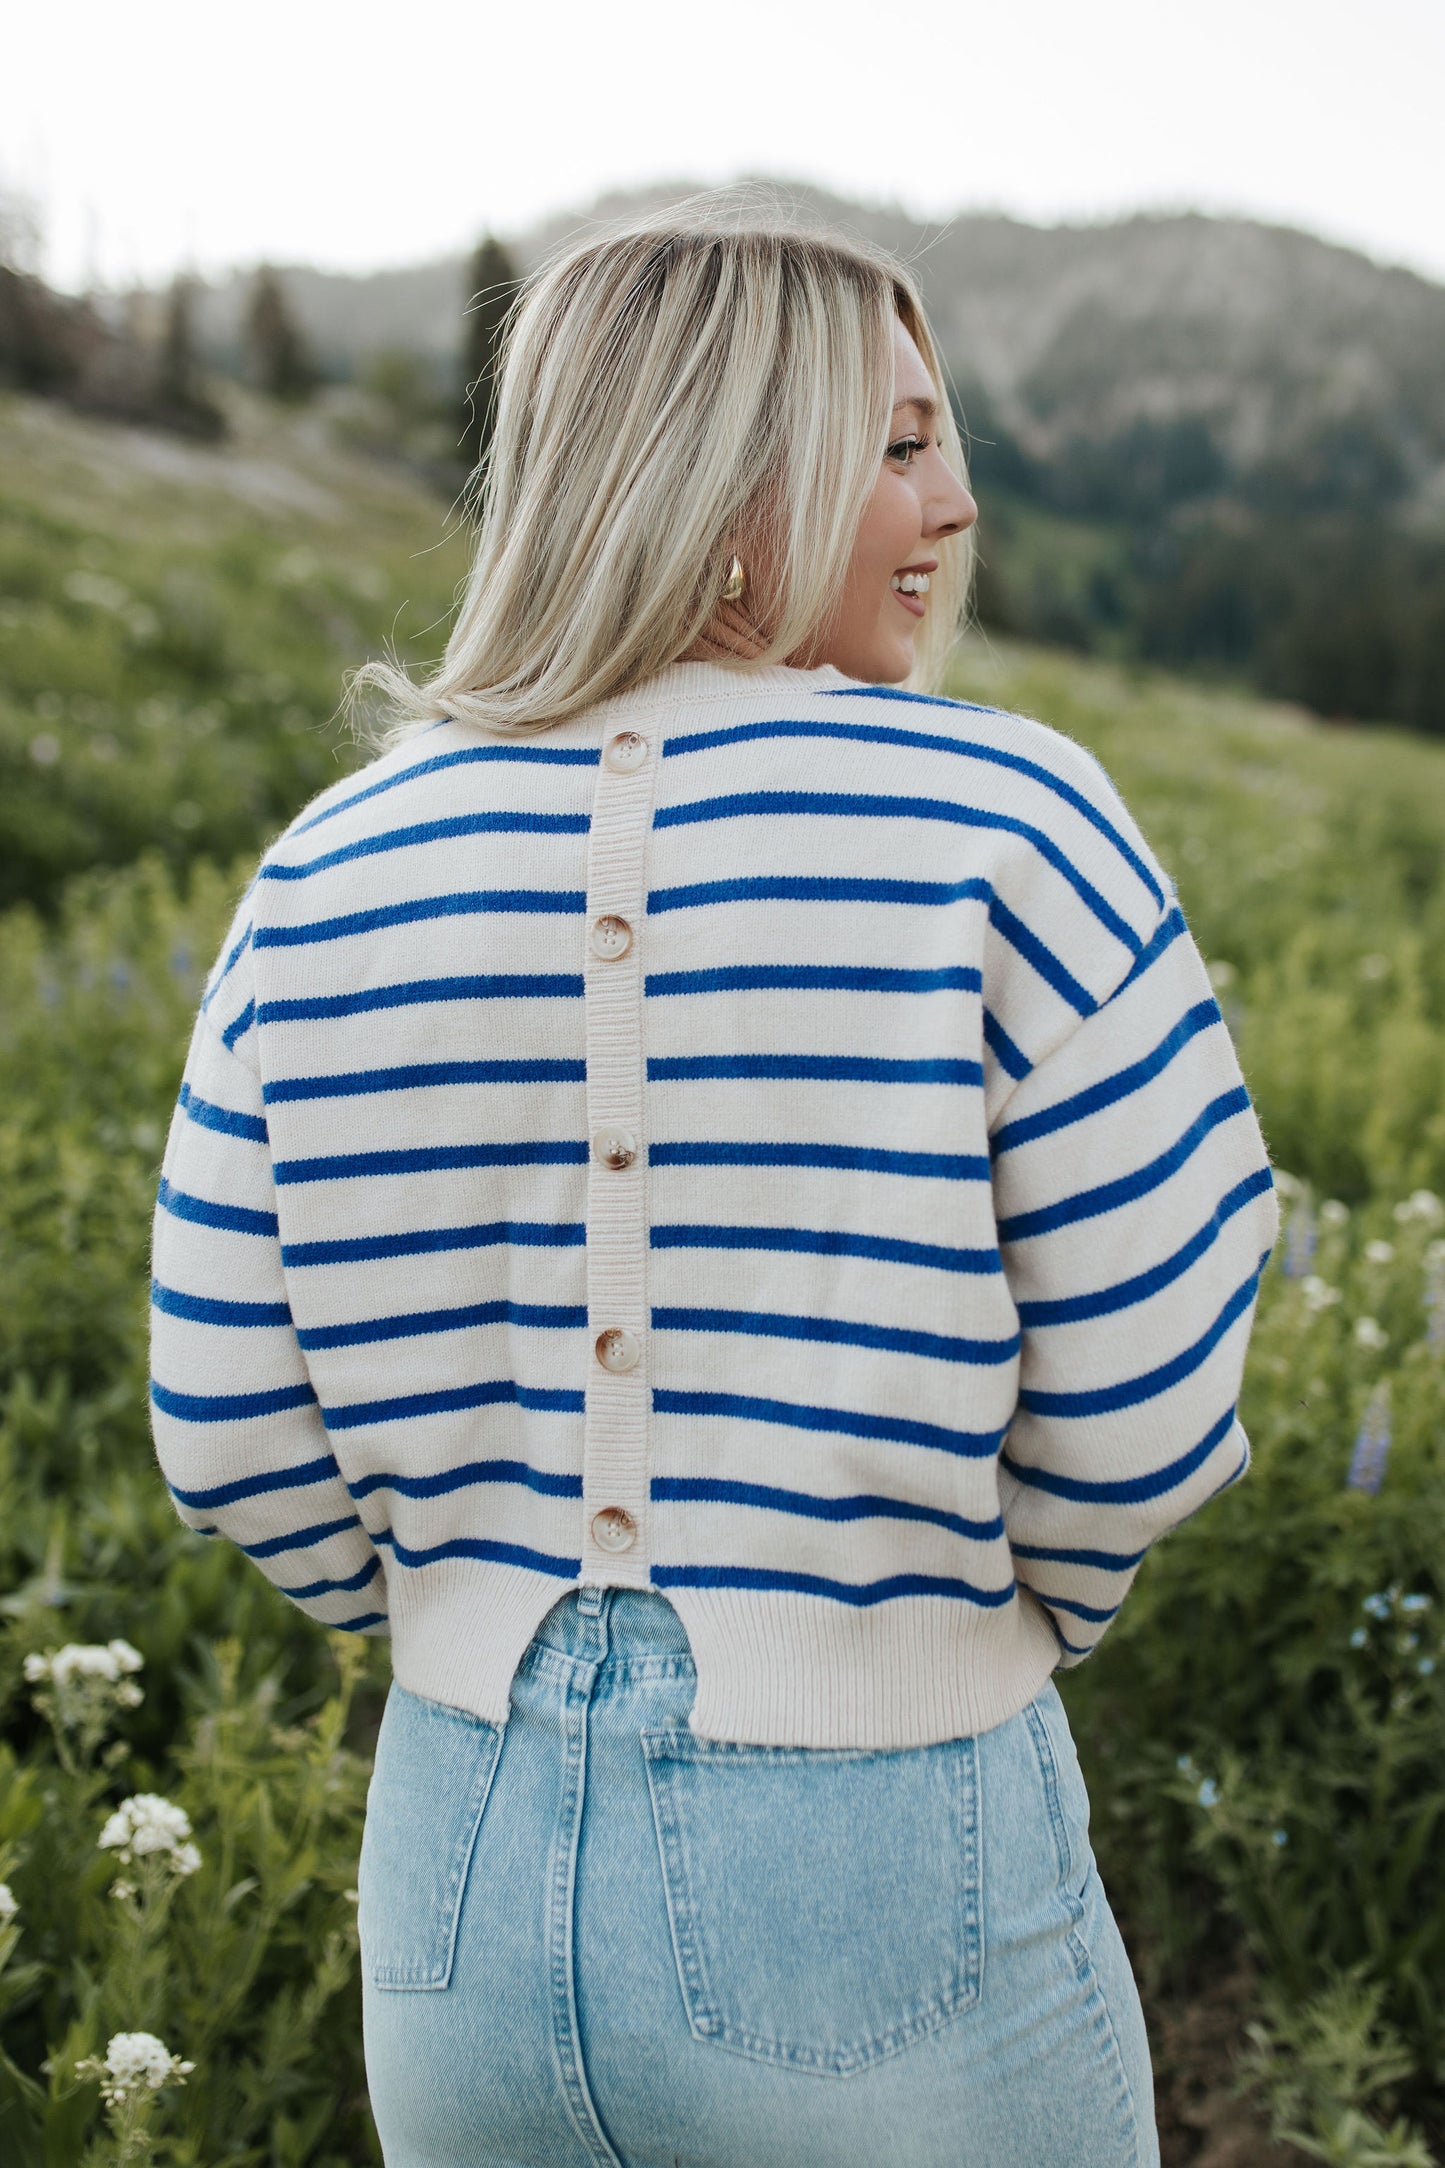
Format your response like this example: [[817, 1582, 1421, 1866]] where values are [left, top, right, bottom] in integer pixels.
[[459, 234, 520, 476], [154, 274, 224, 439], [246, 264, 318, 402]]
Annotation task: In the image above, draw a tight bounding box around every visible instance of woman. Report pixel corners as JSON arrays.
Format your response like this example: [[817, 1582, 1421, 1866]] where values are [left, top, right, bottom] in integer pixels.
[[149, 212, 1278, 2166]]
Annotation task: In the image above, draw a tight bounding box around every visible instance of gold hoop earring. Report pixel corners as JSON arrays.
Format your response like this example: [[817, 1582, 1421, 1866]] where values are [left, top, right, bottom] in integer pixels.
[[720, 554, 746, 604]]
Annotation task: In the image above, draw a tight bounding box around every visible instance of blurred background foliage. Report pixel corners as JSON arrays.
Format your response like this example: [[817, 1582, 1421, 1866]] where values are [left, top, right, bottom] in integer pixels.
[[1, 190, 1444, 2163]]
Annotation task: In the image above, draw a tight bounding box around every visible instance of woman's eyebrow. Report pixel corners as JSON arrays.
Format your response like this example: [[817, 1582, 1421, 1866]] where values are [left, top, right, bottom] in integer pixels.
[[893, 393, 938, 422]]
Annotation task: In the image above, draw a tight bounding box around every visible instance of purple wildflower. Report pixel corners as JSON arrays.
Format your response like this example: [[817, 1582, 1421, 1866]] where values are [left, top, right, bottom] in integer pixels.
[[1346, 1383, 1392, 1495]]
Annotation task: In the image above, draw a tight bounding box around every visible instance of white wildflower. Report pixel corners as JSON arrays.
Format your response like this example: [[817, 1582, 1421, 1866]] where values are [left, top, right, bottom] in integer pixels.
[[1353, 1316, 1388, 1351], [77, 2031, 194, 2108], [1394, 1190, 1445, 1227], [98, 1794, 201, 1875], [1363, 1239, 1395, 1265], [1358, 953, 1390, 982], [1206, 959, 1236, 990], [25, 1641, 146, 1770], [1318, 1199, 1350, 1229], [1300, 1275, 1342, 1312], [25, 1640, 144, 1692], [0, 1883, 17, 1926], [1272, 1168, 1302, 1199]]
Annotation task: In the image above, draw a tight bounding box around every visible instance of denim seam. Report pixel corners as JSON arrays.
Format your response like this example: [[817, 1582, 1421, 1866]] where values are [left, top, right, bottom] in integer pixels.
[[545, 1662, 622, 2168], [1026, 1696, 1142, 2164], [640, 1728, 983, 2077], [368, 1703, 504, 1990]]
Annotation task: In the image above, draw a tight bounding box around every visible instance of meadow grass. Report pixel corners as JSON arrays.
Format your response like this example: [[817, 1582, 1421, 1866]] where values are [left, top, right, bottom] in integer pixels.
[[1, 390, 1441, 2163]]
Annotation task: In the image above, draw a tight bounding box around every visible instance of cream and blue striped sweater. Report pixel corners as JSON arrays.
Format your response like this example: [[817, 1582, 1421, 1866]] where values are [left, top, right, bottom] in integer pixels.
[[149, 658, 1278, 1747]]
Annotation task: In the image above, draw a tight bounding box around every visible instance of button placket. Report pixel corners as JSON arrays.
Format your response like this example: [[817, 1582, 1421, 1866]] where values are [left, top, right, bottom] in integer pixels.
[[580, 718, 661, 1584]]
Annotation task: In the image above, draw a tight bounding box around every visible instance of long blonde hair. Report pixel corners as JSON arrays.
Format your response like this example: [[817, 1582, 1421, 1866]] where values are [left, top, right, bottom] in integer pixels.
[[351, 203, 972, 738]]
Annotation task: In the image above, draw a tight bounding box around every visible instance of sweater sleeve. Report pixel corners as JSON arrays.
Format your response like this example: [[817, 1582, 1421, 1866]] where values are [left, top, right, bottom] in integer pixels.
[[990, 899, 1279, 1664], [148, 940, 389, 1637]]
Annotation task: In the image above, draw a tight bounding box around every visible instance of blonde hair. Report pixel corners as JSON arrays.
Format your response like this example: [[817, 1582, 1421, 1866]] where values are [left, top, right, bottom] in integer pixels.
[[351, 202, 972, 738]]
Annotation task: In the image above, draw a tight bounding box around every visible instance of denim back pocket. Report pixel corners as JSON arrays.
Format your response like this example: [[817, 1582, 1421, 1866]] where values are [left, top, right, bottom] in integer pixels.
[[641, 1727, 982, 2076], [357, 1682, 504, 1991]]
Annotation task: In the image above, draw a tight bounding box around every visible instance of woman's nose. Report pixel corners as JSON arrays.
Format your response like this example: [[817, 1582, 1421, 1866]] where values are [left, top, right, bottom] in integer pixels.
[[929, 477, 978, 540]]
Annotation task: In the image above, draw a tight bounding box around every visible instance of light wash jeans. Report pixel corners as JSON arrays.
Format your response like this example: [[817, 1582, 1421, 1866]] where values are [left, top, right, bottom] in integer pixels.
[[359, 1588, 1159, 2167]]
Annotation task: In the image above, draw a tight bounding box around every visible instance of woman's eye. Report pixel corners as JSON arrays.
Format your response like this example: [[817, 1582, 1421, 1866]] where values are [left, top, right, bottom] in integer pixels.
[[886, 434, 929, 466]]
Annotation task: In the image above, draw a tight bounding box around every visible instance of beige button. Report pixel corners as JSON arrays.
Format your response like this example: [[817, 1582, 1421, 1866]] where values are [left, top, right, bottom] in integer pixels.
[[590, 913, 632, 961], [604, 730, 650, 774], [591, 1506, 637, 1554], [595, 1327, 640, 1373], [593, 1127, 637, 1170]]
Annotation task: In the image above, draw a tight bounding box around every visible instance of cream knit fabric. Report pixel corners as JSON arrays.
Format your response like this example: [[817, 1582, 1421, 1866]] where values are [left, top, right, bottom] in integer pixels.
[[149, 659, 1278, 1747]]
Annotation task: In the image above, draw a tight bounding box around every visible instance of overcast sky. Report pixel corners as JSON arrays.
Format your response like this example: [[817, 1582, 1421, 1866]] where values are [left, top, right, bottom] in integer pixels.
[[7, 0, 1444, 291]]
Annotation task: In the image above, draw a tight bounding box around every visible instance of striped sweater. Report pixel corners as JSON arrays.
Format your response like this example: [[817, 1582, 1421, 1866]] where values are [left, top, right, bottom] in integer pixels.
[[149, 658, 1278, 1749]]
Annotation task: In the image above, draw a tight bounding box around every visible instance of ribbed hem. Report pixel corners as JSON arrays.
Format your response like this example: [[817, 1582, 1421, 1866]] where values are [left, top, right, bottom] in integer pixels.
[[383, 1567, 1062, 1747], [387, 1562, 567, 1728], [668, 1587, 1063, 1749]]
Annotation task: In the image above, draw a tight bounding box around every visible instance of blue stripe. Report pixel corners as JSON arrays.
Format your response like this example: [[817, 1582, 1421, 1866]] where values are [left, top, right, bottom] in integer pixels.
[[819, 694, 1165, 907], [650, 1222, 1002, 1275], [1017, 1171, 1272, 1325], [651, 1475, 1004, 1543], [293, 741, 599, 834], [220, 999, 255, 1050], [1001, 1405, 1238, 1505], [323, 1379, 585, 1430], [650, 1562, 1015, 1607], [335, 1610, 387, 1631], [1032, 1589, 1121, 1624], [261, 809, 588, 881], [256, 974, 584, 1022], [653, 793, 1143, 957], [982, 1007, 1032, 1081], [253, 890, 586, 949], [1117, 904, 1186, 993], [151, 1379, 316, 1423], [376, 1531, 579, 1578], [167, 1452, 342, 1510], [151, 1280, 291, 1329], [987, 896, 1096, 1016], [241, 1513, 367, 1559], [156, 1177, 278, 1237], [993, 1001, 1221, 1153], [1019, 1266, 1262, 1418], [274, 1140, 589, 1185], [662, 716, 1007, 757], [299, 1299, 587, 1350], [649, 1141, 988, 1180], [282, 1218, 585, 1267], [648, 1054, 983, 1086], [998, 1088, 1252, 1240], [649, 875, 993, 915], [1011, 1541, 1146, 1572], [645, 964, 982, 997], [652, 1306, 1019, 1365], [177, 1083, 268, 1143], [278, 1555, 384, 1600], [264, 1058, 585, 1104], [652, 1387, 1006, 1458], [350, 1457, 583, 1502], [200, 922, 252, 1011]]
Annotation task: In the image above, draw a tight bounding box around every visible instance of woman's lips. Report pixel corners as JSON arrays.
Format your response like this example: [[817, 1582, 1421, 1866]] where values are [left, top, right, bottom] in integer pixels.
[[892, 586, 926, 619]]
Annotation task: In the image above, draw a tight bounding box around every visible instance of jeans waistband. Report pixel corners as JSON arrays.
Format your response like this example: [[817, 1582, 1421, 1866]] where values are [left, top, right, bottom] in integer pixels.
[[527, 1585, 695, 1669]]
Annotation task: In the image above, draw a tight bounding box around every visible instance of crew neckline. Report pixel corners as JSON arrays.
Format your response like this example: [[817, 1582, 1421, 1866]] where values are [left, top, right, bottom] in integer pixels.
[[620, 657, 856, 707]]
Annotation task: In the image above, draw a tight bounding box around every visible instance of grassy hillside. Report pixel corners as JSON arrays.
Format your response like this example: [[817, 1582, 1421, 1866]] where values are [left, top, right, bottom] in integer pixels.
[[0, 392, 1442, 2165]]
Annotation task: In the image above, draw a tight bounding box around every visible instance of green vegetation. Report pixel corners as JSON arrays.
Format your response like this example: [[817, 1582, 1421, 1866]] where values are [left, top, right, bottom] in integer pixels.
[[1, 391, 1443, 2163]]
